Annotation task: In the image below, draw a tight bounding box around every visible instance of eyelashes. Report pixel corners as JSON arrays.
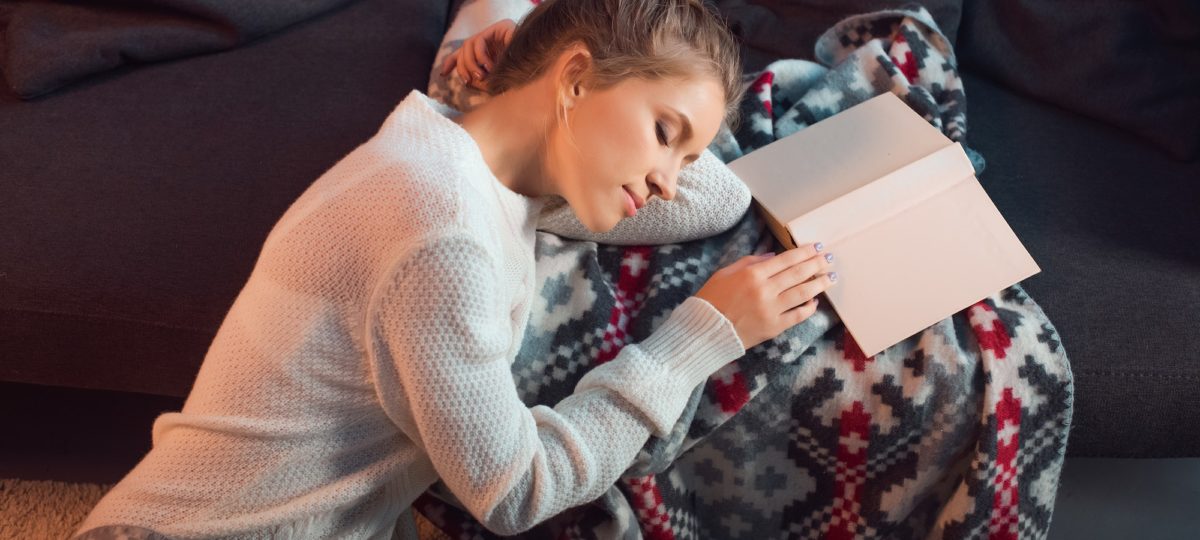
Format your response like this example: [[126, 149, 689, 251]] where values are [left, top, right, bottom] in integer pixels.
[[655, 121, 669, 146]]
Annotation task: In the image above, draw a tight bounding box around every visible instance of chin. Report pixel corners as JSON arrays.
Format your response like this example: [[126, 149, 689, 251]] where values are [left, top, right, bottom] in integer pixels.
[[579, 209, 621, 233], [583, 217, 619, 234]]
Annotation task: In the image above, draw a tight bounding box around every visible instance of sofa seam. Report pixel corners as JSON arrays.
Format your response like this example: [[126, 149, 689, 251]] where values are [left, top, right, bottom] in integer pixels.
[[1, 306, 213, 334], [1073, 370, 1200, 380]]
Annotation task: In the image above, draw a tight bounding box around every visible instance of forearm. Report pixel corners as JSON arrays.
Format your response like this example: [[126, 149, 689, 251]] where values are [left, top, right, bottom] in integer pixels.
[[464, 296, 747, 535], [372, 233, 746, 535], [536, 149, 752, 245], [472, 297, 744, 532]]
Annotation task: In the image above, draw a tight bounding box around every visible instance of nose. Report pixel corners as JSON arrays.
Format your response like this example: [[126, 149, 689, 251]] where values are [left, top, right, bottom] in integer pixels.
[[646, 169, 678, 202]]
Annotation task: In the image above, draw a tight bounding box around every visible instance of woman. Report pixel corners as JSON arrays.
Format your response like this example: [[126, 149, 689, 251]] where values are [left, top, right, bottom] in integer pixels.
[[73, 1, 838, 538]]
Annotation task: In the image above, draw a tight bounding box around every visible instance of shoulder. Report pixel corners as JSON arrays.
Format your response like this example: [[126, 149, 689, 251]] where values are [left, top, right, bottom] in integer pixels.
[[269, 92, 490, 240], [369, 90, 476, 175], [255, 90, 502, 277], [356, 92, 500, 227]]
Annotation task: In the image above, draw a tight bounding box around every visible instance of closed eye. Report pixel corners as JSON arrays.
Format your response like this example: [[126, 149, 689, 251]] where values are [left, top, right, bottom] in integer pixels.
[[655, 122, 668, 146]]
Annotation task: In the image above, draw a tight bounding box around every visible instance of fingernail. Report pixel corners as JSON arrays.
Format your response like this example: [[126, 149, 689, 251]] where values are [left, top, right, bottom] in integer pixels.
[[815, 242, 824, 252], [761, 252, 776, 258], [473, 71, 483, 80], [829, 271, 839, 282], [824, 253, 834, 263]]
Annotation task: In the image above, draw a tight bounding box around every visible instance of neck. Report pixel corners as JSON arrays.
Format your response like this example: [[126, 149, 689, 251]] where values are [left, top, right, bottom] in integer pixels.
[[455, 84, 560, 200]]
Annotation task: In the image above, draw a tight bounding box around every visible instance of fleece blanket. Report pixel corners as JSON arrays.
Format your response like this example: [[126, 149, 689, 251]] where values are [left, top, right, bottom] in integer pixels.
[[420, 3, 1073, 539]]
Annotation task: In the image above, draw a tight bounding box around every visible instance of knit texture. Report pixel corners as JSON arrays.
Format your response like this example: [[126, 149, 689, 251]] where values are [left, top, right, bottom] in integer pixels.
[[73, 89, 746, 539]]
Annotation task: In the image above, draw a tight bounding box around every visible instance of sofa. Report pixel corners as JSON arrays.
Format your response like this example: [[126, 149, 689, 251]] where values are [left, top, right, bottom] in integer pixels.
[[1, 0, 1197, 476]]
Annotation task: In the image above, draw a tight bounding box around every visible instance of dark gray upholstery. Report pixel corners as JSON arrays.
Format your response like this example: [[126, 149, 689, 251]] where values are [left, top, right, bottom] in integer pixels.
[[0, 0, 358, 99], [1, 0, 1196, 458], [957, 0, 1200, 162], [0, 0, 450, 395]]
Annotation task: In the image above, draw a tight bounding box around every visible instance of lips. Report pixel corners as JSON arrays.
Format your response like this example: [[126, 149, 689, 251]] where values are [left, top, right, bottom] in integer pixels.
[[623, 186, 645, 210]]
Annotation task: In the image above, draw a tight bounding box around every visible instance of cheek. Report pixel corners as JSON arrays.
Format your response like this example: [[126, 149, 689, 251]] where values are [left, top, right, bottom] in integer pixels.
[[572, 109, 650, 184]]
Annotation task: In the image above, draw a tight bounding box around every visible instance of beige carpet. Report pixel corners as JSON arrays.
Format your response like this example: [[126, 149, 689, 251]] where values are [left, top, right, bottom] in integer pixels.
[[0, 478, 450, 539], [0, 478, 113, 540]]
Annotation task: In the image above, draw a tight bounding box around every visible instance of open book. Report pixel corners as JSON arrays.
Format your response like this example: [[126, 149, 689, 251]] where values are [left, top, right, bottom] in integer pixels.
[[726, 92, 1040, 358]]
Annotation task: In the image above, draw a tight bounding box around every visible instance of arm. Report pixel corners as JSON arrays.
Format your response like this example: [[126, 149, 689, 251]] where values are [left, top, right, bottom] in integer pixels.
[[536, 148, 752, 245], [365, 232, 745, 535]]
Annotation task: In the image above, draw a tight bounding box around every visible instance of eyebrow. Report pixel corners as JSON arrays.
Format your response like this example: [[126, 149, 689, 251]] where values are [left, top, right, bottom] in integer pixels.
[[666, 106, 699, 162]]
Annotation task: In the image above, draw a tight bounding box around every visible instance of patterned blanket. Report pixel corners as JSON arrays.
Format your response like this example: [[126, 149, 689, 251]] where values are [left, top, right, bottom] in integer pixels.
[[419, 4, 1073, 539]]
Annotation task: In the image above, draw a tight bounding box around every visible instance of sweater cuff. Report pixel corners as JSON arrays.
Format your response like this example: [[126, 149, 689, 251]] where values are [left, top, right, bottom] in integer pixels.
[[640, 296, 746, 388], [574, 296, 746, 438]]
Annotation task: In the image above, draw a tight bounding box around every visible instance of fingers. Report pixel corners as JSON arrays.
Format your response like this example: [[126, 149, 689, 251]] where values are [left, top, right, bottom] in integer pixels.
[[460, 38, 482, 87], [777, 272, 836, 312], [454, 41, 472, 86], [439, 53, 457, 77], [474, 33, 493, 73], [755, 242, 822, 278], [781, 296, 821, 327], [767, 249, 833, 296], [443, 20, 518, 87]]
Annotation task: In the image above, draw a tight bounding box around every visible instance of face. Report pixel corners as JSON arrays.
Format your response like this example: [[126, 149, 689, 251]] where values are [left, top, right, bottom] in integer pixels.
[[549, 72, 726, 233]]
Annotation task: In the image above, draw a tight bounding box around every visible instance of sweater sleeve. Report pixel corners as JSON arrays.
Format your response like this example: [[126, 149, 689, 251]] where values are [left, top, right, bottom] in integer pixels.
[[365, 232, 745, 535], [536, 148, 752, 245]]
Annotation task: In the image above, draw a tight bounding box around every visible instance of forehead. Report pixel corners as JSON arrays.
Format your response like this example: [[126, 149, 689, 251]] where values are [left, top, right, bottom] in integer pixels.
[[610, 76, 725, 128], [614, 75, 721, 104]]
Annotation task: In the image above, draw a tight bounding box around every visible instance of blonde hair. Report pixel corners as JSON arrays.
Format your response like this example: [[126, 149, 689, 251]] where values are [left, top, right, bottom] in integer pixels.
[[485, 0, 746, 133]]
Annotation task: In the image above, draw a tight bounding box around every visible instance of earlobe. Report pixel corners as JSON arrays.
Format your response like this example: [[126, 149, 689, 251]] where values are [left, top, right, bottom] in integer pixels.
[[563, 84, 578, 111]]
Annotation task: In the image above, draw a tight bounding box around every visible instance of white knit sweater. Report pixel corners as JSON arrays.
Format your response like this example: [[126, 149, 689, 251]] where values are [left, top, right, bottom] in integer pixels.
[[74, 89, 748, 540]]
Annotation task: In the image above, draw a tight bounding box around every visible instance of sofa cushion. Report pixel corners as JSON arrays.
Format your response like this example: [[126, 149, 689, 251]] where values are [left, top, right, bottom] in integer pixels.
[[0, 0, 360, 99], [956, 0, 1200, 162], [0, 0, 450, 396]]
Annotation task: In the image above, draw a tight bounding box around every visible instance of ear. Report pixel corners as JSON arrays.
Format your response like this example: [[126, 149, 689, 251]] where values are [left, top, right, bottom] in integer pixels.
[[557, 42, 592, 110]]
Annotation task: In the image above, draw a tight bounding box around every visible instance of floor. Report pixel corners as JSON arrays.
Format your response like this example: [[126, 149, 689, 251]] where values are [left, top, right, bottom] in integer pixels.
[[1048, 458, 1200, 539], [4, 381, 1198, 538], [0, 381, 183, 485]]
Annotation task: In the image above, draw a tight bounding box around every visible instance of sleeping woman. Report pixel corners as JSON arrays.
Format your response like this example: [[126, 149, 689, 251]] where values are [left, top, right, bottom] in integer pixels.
[[72, 1, 838, 538]]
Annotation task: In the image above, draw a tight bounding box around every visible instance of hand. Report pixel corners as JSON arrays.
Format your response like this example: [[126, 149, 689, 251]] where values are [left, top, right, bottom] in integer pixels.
[[439, 19, 517, 91], [695, 242, 838, 350]]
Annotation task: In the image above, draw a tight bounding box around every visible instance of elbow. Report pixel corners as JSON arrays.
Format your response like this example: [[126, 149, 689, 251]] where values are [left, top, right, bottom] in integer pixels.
[[699, 180, 752, 238], [449, 481, 543, 536], [476, 506, 537, 537], [469, 461, 583, 536], [721, 180, 753, 230]]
